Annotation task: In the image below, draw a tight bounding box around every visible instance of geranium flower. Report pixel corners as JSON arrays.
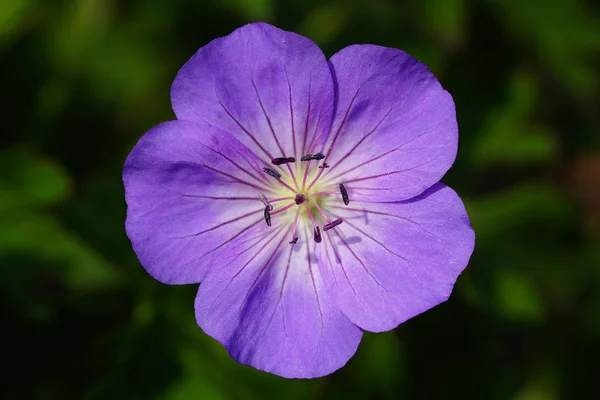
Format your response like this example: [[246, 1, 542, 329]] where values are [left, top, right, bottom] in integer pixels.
[[123, 22, 475, 378]]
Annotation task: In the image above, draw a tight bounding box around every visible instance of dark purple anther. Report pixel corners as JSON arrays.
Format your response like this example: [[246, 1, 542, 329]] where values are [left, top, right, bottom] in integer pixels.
[[264, 206, 271, 227], [262, 167, 281, 179], [318, 162, 330, 169], [313, 226, 322, 243], [294, 194, 306, 205], [289, 237, 298, 244], [300, 153, 325, 161], [271, 157, 296, 165], [323, 218, 343, 231], [339, 183, 349, 205]]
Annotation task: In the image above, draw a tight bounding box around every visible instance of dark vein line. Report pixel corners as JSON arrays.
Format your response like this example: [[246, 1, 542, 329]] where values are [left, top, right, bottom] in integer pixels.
[[329, 212, 409, 261], [241, 226, 291, 309], [169, 160, 268, 191], [339, 153, 443, 184], [206, 226, 284, 316], [231, 146, 271, 186], [283, 65, 297, 158], [176, 218, 263, 269], [175, 209, 261, 238], [231, 225, 286, 282], [323, 86, 362, 157], [306, 224, 324, 331], [200, 163, 269, 191], [327, 134, 447, 182], [216, 96, 274, 162], [334, 230, 395, 296], [250, 76, 286, 156], [325, 105, 396, 175], [265, 242, 294, 335], [326, 232, 359, 297], [198, 142, 267, 187], [329, 206, 442, 240], [301, 77, 312, 156]]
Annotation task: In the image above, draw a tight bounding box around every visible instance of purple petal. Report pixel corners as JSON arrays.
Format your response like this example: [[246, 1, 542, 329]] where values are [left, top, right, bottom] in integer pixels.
[[315, 183, 474, 332], [171, 22, 334, 163], [195, 220, 362, 378], [123, 120, 272, 284], [320, 45, 458, 202]]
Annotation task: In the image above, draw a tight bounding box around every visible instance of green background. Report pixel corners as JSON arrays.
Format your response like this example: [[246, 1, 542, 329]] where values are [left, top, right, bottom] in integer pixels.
[[2, 0, 599, 398]]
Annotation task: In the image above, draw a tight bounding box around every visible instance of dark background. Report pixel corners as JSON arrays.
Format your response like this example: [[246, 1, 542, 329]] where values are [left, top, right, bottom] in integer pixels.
[[2, 0, 599, 398]]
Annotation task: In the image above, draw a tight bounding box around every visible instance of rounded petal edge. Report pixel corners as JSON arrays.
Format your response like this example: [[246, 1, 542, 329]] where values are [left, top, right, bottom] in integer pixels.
[[171, 22, 335, 162], [321, 44, 458, 202], [316, 183, 474, 332], [194, 221, 363, 378], [123, 120, 271, 284]]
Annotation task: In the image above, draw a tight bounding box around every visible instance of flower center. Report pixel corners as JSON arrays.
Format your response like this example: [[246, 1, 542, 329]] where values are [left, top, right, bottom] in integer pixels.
[[259, 153, 349, 244]]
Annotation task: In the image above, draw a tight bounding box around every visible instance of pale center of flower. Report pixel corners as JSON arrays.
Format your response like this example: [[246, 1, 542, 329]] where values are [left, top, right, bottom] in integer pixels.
[[259, 153, 349, 244]]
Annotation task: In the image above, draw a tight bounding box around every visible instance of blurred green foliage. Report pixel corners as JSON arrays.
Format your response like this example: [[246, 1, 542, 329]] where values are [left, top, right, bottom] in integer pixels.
[[1, 0, 599, 398]]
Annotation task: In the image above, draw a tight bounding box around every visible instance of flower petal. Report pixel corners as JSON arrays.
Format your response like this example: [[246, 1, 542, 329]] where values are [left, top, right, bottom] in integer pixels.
[[171, 22, 334, 163], [321, 45, 458, 202], [195, 220, 362, 378], [315, 183, 474, 332], [123, 120, 272, 284]]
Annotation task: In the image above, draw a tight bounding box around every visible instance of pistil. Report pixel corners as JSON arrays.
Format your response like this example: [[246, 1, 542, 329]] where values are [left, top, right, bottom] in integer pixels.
[[259, 152, 351, 243]]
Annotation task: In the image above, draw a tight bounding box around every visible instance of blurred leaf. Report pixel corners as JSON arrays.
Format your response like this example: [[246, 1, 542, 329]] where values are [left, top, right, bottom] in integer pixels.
[[493, 269, 545, 322], [514, 363, 560, 400], [46, 0, 112, 73], [0, 147, 71, 212], [488, 0, 600, 98], [348, 331, 406, 398], [419, 0, 467, 50], [0, 211, 116, 289], [472, 71, 558, 167], [466, 182, 571, 239], [299, 3, 350, 45], [223, 0, 273, 20], [0, 0, 34, 42]]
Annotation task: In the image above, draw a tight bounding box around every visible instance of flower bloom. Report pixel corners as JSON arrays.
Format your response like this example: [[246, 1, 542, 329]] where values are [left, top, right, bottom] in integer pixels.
[[123, 23, 475, 378]]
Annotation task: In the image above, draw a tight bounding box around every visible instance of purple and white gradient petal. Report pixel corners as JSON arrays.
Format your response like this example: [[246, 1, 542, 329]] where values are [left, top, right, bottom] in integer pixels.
[[123, 22, 475, 379]]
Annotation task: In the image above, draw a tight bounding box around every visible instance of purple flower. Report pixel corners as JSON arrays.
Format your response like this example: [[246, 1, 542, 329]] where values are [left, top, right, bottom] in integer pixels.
[[123, 22, 475, 378]]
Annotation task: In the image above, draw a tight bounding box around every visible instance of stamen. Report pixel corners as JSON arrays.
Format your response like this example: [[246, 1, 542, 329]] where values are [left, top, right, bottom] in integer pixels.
[[259, 193, 273, 211], [304, 203, 318, 230], [285, 163, 300, 191], [262, 167, 297, 194], [323, 218, 343, 231], [339, 183, 350, 205], [318, 162, 329, 169], [301, 160, 311, 190], [304, 203, 321, 244], [300, 153, 325, 161], [264, 206, 271, 227], [262, 167, 281, 179], [306, 165, 327, 191], [312, 200, 330, 223], [269, 197, 294, 203], [271, 157, 296, 165], [294, 194, 306, 205], [289, 207, 300, 244], [313, 226, 322, 243], [271, 202, 296, 215]]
